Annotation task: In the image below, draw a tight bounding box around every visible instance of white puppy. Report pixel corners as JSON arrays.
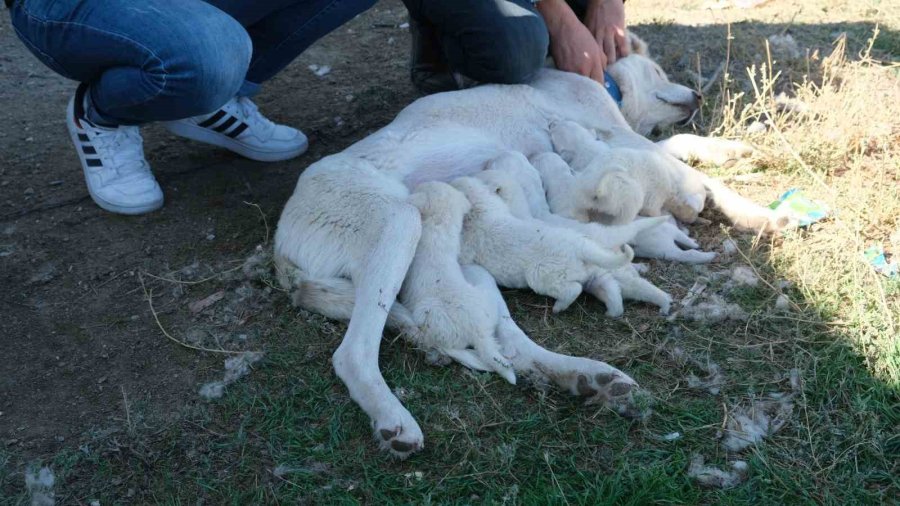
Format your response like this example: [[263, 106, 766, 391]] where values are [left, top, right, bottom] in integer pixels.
[[477, 153, 673, 316], [549, 120, 707, 224], [531, 151, 716, 265], [451, 176, 633, 313], [401, 182, 515, 384]]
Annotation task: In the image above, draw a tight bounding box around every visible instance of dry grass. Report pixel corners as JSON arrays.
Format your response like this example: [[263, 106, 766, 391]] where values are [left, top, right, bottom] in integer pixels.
[[708, 31, 900, 383]]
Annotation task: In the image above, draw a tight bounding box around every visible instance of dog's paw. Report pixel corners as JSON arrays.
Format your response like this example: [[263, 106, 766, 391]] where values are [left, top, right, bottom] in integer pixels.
[[373, 408, 424, 459], [704, 139, 755, 167], [766, 210, 801, 233], [542, 359, 652, 420]]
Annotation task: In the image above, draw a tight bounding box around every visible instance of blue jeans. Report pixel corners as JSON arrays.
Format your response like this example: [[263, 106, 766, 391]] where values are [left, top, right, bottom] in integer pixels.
[[8, 0, 377, 125]]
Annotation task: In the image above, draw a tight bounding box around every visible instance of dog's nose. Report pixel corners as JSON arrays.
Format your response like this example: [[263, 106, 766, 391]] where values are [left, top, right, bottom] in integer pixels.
[[690, 91, 702, 110]]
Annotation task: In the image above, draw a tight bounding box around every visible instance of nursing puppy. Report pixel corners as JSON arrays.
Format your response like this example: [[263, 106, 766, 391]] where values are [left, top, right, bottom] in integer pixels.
[[549, 120, 706, 224], [401, 182, 515, 384], [451, 176, 633, 313], [476, 154, 672, 316], [531, 152, 717, 264], [483, 151, 665, 249]]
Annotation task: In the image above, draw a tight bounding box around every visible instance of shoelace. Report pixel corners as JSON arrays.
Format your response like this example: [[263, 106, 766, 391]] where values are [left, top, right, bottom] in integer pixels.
[[90, 126, 150, 182], [231, 97, 276, 141]]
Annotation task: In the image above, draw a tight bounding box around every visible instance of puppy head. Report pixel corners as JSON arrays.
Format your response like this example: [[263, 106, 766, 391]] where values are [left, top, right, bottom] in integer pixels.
[[477, 164, 532, 218], [591, 171, 645, 224], [548, 120, 602, 168], [530, 152, 572, 174], [450, 177, 493, 206], [607, 55, 701, 135], [487, 151, 532, 174], [410, 181, 471, 222]]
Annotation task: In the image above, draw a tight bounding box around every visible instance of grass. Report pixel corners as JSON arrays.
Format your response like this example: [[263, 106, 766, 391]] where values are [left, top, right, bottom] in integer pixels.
[[3, 0, 899, 504]]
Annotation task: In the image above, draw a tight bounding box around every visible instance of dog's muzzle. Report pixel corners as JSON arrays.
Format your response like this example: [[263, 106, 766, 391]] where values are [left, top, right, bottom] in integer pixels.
[[677, 91, 702, 126]]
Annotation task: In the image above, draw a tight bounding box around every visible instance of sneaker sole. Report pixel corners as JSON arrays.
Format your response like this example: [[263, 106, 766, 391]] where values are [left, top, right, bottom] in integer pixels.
[[66, 99, 164, 215], [163, 121, 308, 162]]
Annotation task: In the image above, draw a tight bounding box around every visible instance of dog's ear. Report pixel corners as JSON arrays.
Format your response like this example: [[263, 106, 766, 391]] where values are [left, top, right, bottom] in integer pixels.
[[625, 30, 650, 57]]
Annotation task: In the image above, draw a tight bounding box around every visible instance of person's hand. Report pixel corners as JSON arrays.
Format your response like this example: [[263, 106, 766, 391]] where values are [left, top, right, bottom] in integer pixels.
[[538, 0, 607, 83], [584, 0, 629, 66]]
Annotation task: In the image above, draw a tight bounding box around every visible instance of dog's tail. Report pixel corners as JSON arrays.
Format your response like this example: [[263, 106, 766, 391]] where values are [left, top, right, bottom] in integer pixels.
[[701, 176, 794, 233], [275, 255, 416, 333], [579, 240, 634, 270]]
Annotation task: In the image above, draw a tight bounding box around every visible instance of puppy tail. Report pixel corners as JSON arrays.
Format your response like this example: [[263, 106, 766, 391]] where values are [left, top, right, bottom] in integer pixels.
[[702, 176, 794, 234], [580, 241, 634, 270], [275, 254, 416, 333]]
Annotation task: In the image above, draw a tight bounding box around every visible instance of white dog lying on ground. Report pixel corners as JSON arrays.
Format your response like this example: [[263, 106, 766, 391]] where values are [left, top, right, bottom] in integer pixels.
[[400, 182, 515, 385], [274, 32, 794, 457], [451, 176, 633, 313]]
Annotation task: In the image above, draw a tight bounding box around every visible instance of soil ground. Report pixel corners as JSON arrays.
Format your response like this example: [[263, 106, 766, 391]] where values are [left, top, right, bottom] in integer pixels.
[[0, 1, 416, 455]]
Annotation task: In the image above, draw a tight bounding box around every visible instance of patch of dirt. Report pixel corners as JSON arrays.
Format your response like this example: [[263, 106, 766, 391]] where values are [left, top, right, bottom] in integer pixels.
[[0, 1, 417, 460]]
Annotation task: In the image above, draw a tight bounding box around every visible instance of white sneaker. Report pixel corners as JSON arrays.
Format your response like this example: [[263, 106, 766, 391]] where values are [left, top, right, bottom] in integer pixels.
[[66, 85, 164, 215], [163, 97, 308, 162]]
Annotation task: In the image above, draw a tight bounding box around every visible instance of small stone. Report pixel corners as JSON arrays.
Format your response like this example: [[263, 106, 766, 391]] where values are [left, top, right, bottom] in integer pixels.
[[23, 187, 34, 196]]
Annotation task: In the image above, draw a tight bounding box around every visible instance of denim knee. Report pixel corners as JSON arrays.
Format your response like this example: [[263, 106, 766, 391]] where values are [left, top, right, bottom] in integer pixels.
[[459, 11, 548, 84], [167, 13, 253, 117]]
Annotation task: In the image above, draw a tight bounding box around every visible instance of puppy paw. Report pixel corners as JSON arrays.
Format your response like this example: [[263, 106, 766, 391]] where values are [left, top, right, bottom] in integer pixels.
[[373, 408, 424, 459]]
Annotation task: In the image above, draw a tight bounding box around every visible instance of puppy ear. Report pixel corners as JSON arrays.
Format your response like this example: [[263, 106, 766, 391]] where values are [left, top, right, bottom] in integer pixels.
[[625, 30, 650, 57]]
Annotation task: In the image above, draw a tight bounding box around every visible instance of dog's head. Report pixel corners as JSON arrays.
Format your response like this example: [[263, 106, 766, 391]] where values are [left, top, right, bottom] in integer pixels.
[[589, 170, 645, 224], [607, 33, 701, 135], [409, 181, 471, 223]]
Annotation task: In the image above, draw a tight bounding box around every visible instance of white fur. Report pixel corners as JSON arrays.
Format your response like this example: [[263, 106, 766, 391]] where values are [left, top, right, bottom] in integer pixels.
[[274, 52, 792, 458], [477, 153, 672, 316], [550, 120, 706, 224], [401, 182, 515, 384], [451, 176, 632, 313]]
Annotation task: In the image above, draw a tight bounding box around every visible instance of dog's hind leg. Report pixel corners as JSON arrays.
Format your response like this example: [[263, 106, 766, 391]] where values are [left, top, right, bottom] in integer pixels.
[[276, 161, 425, 459], [463, 265, 650, 420], [333, 200, 426, 459]]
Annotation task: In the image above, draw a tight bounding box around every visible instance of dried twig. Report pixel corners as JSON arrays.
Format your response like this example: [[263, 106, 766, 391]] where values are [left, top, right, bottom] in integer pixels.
[[138, 272, 256, 355]]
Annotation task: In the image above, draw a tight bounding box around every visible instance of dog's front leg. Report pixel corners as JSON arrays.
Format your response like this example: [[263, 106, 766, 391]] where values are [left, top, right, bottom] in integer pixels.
[[461, 265, 650, 420], [656, 134, 754, 167], [331, 201, 425, 459]]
